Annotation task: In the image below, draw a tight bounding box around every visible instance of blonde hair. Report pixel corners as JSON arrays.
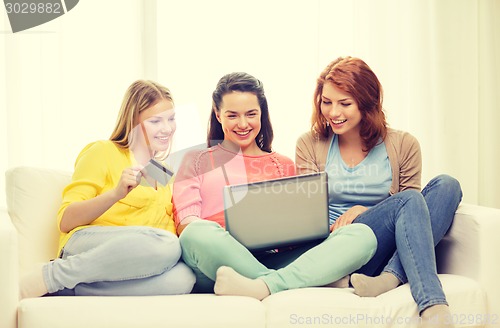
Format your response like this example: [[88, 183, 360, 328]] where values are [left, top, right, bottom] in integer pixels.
[[110, 80, 174, 158]]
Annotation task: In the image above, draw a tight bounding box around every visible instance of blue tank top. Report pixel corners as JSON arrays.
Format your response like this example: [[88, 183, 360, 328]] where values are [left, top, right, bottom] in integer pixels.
[[325, 134, 392, 224]]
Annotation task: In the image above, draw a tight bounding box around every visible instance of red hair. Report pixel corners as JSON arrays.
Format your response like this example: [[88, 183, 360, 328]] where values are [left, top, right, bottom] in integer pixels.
[[311, 56, 387, 152]]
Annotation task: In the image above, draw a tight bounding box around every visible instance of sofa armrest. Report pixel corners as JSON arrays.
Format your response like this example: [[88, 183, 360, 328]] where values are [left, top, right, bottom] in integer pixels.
[[436, 203, 500, 321], [0, 208, 19, 328]]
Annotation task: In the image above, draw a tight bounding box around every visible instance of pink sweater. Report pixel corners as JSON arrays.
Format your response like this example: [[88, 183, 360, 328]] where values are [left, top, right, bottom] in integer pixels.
[[173, 144, 296, 228]]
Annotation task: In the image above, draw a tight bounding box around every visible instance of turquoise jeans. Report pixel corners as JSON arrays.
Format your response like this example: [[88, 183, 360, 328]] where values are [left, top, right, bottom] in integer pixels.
[[180, 220, 376, 294]]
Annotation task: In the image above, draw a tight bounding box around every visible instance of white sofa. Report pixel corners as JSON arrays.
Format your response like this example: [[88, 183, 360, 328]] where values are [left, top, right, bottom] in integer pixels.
[[1, 166, 500, 328]]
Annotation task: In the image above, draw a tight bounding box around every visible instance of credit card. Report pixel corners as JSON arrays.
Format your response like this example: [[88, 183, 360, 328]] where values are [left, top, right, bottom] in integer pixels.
[[141, 159, 174, 186]]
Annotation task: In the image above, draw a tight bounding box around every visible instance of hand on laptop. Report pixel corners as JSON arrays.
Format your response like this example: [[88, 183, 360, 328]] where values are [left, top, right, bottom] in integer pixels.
[[330, 205, 368, 232], [177, 215, 202, 236]]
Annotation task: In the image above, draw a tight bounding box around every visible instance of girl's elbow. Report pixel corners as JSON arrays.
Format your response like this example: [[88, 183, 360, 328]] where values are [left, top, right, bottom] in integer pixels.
[[59, 212, 74, 233], [59, 220, 71, 233]]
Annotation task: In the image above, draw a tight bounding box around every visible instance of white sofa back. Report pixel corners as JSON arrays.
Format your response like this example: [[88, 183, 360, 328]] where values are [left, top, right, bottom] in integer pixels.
[[6, 166, 71, 274]]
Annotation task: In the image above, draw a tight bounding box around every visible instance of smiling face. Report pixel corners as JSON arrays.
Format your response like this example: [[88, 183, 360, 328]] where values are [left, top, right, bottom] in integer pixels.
[[136, 98, 176, 155], [215, 91, 262, 154], [320, 82, 362, 139]]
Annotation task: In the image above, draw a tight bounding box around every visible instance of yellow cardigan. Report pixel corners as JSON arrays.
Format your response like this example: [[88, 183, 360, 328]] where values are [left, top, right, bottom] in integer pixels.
[[295, 128, 422, 194], [56, 140, 176, 255]]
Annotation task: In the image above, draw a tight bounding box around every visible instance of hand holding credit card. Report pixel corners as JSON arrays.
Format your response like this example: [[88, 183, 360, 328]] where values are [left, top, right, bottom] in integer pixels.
[[140, 159, 174, 186]]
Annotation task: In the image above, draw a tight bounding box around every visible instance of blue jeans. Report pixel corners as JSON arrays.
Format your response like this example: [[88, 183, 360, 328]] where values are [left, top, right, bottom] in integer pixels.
[[180, 220, 377, 294], [353, 174, 462, 312], [44, 226, 195, 296]]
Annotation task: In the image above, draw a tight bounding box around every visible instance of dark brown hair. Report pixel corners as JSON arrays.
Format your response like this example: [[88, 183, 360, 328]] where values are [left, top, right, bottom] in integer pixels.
[[207, 72, 274, 152]]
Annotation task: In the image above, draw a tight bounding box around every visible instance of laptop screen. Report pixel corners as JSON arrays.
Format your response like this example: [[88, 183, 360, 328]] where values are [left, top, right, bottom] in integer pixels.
[[223, 172, 330, 251]]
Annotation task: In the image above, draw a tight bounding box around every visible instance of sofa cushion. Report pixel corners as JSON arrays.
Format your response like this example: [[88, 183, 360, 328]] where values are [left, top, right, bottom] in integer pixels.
[[262, 274, 487, 328], [18, 294, 266, 328], [5, 166, 71, 274]]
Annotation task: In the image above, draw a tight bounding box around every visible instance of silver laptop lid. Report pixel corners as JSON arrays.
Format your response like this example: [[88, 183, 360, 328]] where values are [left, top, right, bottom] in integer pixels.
[[223, 172, 329, 251]]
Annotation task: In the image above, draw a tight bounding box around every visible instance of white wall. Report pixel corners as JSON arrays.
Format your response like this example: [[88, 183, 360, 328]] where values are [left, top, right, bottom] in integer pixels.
[[156, 0, 499, 207], [1, 0, 145, 208], [156, 0, 319, 159]]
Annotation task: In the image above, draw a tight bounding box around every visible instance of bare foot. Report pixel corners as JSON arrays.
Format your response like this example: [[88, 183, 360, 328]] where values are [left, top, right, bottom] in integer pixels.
[[214, 266, 270, 300]]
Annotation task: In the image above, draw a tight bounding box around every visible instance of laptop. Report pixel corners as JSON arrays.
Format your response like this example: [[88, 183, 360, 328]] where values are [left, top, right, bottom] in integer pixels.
[[223, 171, 330, 251]]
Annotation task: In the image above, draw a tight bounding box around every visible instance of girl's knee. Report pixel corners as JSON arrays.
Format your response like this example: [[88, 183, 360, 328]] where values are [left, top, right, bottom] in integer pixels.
[[337, 223, 377, 255], [166, 262, 196, 294], [179, 220, 223, 249], [353, 223, 377, 254], [138, 230, 181, 264], [433, 174, 459, 186], [396, 189, 427, 208], [433, 174, 463, 199], [399, 188, 423, 200]]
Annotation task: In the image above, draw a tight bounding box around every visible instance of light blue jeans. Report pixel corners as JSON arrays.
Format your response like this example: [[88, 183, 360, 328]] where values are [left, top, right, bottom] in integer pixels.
[[180, 220, 377, 294], [44, 226, 195, 296], [353, 174, 463, 313]]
